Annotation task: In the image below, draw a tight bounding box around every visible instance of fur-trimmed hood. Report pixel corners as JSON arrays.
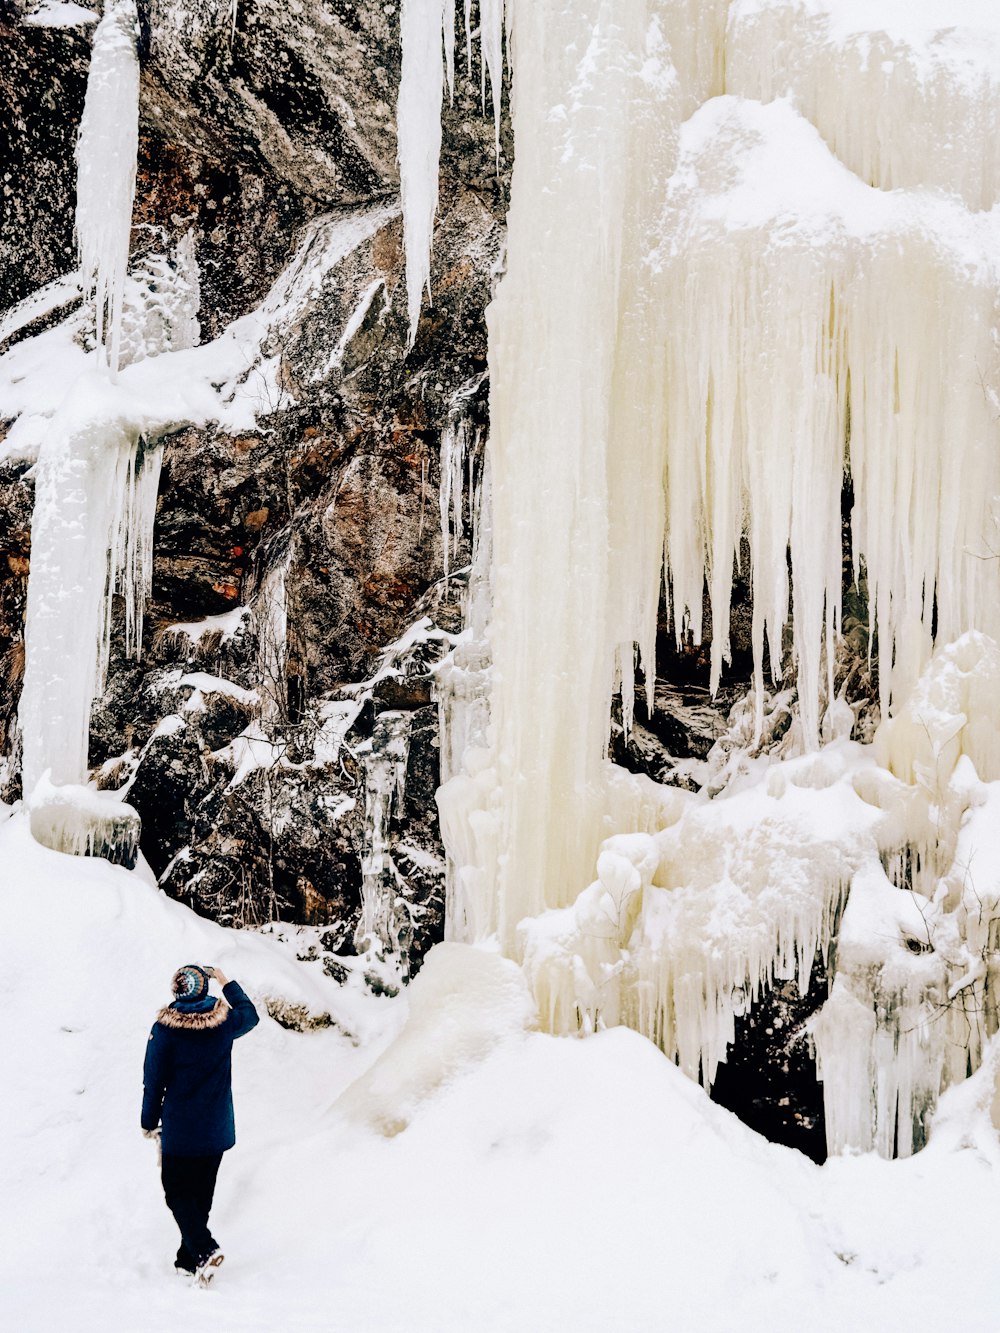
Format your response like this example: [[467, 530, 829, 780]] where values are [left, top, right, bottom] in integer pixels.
[[155, 1000, 230, 1031]]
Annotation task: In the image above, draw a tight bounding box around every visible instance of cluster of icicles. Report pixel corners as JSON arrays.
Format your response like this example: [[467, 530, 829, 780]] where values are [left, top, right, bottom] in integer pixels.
[[418, 1, 1000, 1157]]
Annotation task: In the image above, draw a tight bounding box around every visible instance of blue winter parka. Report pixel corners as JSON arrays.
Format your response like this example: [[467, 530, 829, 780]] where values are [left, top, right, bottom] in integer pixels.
[[141, 980, 259, 1156]]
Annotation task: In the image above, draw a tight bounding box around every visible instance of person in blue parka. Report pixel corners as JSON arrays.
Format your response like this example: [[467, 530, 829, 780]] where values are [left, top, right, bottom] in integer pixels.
[[141, 963, 259, 1281]]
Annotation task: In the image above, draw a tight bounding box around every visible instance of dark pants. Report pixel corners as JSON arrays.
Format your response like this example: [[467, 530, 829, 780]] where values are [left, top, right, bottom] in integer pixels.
[[160, 1151, 223, 1270]]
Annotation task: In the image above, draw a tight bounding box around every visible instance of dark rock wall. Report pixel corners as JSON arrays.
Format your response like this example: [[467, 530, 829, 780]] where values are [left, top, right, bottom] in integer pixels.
[[0, 10, 92, 309]]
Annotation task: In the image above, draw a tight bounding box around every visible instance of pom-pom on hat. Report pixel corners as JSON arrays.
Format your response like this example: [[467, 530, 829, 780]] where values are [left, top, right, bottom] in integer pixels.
[[172, 964, 211, 1003]]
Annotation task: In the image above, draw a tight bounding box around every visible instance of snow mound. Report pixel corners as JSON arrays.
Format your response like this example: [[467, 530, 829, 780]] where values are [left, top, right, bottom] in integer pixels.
[[336, 942, 538, 1135], [5, 809, 1000, 1330]]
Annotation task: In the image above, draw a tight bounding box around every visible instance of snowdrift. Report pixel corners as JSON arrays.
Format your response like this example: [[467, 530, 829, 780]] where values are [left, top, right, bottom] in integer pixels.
[[4, 809, 1000, 1332]]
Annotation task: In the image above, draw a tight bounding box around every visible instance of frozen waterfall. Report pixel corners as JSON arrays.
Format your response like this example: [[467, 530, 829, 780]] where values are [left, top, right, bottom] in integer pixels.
[[354, 711, 414, 964], [19, 2, 188, 862], [411, 0, 1000, 1158]]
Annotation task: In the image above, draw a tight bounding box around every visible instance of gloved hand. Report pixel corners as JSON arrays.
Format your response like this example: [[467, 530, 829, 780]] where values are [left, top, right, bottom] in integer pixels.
[[142, 1127, 161, 1142]]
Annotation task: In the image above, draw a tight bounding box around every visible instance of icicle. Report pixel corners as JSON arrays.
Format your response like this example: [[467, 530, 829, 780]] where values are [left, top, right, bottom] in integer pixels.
[[438, 414, 472, 586], [398, 0, 516, 343], [479, 0, 506, 157], [436, 455, 495, 942], [397, 0, 449, 346], [463, 0, 473, 76], [443, 0, 455, 99], [76, 0, 140, 381]]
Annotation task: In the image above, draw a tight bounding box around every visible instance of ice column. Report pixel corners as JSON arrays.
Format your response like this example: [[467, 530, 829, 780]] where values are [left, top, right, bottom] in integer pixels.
[[436, 451, 494, 942], [25, 0, 148, 806], [355, 711, 413, 958], [438, 3, 683, 949], [20, 227, 201, 803], [438, 410, 479, 587], [20, 380, 160, 796], [76, 0, 140, 379]]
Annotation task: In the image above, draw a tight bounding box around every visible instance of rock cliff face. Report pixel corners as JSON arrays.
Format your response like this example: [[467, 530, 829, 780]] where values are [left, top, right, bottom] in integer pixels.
[[1, 0, 509, 977]]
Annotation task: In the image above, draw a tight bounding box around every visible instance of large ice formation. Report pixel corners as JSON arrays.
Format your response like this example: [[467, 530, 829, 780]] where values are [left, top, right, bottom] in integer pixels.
[[414, 1, 1000, 1157], [657, 94, 1000, 739], [5, 0, 1000, 1166]]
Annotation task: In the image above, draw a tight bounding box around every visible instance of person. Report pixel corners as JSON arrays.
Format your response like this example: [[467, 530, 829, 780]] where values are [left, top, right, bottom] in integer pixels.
[[141, 963, 259, 1283]]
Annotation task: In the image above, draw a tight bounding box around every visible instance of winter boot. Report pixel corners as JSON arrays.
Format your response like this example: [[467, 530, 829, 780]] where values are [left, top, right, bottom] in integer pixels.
[[196, 1249, 224, 1288]]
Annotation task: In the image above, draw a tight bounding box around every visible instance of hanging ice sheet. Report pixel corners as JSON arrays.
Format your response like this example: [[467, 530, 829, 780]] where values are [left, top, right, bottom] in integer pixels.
[[655, 94, 1000, 740]]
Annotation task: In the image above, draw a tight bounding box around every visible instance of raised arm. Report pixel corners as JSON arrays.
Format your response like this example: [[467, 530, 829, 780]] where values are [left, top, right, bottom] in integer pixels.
[[209, 967, 260, 1040]]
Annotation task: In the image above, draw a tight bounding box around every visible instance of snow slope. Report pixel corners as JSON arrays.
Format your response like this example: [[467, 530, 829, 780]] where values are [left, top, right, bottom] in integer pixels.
[[3, 813, 1000, 1332]]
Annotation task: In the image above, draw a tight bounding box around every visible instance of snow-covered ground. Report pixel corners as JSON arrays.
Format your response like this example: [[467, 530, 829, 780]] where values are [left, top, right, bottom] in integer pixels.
[[3, 813, 999, 1333]]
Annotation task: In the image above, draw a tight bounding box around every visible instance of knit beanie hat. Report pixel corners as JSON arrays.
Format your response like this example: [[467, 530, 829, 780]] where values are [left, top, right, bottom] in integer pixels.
[[172, 964, 211, 1003]]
